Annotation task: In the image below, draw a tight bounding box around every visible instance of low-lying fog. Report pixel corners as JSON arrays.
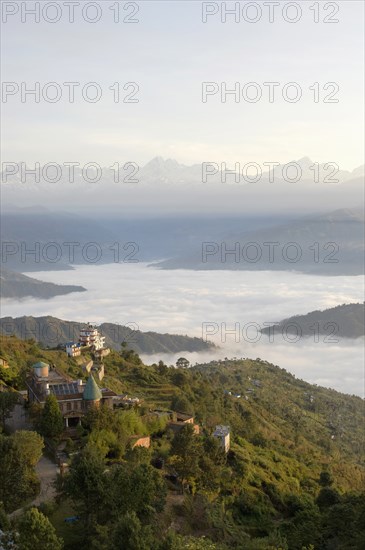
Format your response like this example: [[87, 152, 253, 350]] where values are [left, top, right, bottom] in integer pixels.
[[2, 264, 364, 396]]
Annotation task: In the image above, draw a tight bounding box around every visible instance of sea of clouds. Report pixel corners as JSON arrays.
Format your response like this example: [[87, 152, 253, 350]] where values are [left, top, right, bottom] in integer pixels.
[[2, 263, 364, 396]]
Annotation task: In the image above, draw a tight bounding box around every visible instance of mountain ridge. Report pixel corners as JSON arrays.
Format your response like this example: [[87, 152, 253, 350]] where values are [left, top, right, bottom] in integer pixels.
[[152, 208, 365, 275], [0, 315, 216, 355], [0, 268, 86, 299], [1, 157, 364, 187], [260, 303, 365, 339]]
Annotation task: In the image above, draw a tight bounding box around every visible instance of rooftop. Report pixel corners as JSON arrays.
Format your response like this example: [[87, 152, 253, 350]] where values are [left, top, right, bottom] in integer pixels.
[[32, 361, 49, 369], [50, 382, 81, 397], [213, 425, 230, 437], [83, 374, 102, 401]]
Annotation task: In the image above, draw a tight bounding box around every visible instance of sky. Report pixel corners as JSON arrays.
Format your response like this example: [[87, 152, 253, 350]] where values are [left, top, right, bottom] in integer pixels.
[[1, 0, 364, 171]]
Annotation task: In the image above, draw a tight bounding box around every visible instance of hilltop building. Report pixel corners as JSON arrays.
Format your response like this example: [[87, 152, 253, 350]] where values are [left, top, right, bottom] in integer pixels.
[[26, 361, 117, 428], [213, 425, 231, 453], [78, 323, 106, 350], [65, 323, 107, 356], [65, 323, 110, 381]]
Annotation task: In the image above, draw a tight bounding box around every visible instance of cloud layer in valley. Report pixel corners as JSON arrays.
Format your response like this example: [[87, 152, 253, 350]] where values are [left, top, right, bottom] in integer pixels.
[[2, 263, 364, 396]]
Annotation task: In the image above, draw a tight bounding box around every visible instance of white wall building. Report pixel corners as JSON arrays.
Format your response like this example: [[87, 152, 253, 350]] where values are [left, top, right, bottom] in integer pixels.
[[66, 342, 82, 357], [213, 425, 231, 453], [78, 323, 106, 351]]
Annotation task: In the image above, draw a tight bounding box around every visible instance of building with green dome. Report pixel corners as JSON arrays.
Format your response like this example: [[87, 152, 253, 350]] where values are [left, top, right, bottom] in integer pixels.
[[83, 374, 103, 407], [27, 362, 117, 428]]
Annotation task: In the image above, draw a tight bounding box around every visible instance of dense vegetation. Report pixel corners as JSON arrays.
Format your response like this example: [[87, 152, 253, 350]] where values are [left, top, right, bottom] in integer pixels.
[[0, 335, 364, 549]]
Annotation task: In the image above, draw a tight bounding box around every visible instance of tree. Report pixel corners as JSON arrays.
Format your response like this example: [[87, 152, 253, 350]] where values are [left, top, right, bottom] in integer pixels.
[[157, 360, 168, 376], [89, 428, 121, 459], [321, 493, 365, 549], [65, 447, 166, 546], [0, 435, 37, 512], [170, 424, 202, 491], [111, 511, 155, 550], [83, 403, 114, 432], [203, 436, 226, 466], [171, 395, 193, 415], [0, 391, 18, 429], [39, 394, 64, 439], [124, 445, 151, 465], [172, 371, 188, 388], [120, 343, 142, 365], [281, 506, 322, 550], [176, 357, 190, 369], [12, 431, 44, 467], [161, 533, 221, 549], [17, 508, 63, 550], [65, 441, 107, 520], [319, 470, 333, 487], [316, 487, 341, 509], [109, 463, 166, 521], [198, 437, 226, 493]]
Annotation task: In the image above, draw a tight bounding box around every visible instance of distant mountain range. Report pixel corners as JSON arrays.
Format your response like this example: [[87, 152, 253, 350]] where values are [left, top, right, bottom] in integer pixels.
[[1, 157, 364, 187], [0, 269, 86, 299], [261, 303, 365, 339], [136, 156, 364, 186], [1, 207, 288, 272], [1, 206, 364, 277], [1, 156, 363, 218], [153, 208, 364, 275], [0, 315, 215, 354]]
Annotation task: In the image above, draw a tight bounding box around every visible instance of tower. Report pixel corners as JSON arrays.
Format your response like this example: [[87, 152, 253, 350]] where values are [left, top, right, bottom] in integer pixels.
[[83, 374, 102, 408]]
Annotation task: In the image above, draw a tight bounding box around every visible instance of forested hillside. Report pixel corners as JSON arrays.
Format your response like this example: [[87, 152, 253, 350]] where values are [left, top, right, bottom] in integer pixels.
[[0, 316, 215, 354], [261, 303, 365, 339], [0, 336, 364, 549]]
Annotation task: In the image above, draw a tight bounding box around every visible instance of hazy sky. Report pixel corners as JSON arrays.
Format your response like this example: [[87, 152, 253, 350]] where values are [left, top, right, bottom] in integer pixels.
[[1, 0, 364, 170]]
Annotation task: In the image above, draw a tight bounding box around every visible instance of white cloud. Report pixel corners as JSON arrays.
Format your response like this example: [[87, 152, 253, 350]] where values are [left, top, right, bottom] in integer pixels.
[[2, 264, 364, 396]]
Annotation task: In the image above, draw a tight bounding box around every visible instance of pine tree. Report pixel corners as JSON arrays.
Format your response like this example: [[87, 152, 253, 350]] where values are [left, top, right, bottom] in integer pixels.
[[18, 508, 63, 550]]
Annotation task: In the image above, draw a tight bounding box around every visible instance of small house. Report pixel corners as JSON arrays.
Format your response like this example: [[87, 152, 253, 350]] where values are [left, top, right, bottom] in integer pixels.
[[66, 342, 82, 357], [168, 412, 200, 435], [213, 425, 230, 453]]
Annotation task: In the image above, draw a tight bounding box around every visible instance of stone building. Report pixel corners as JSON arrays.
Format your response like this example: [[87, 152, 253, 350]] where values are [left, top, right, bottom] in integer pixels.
[[26, 361, 117, 428]]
